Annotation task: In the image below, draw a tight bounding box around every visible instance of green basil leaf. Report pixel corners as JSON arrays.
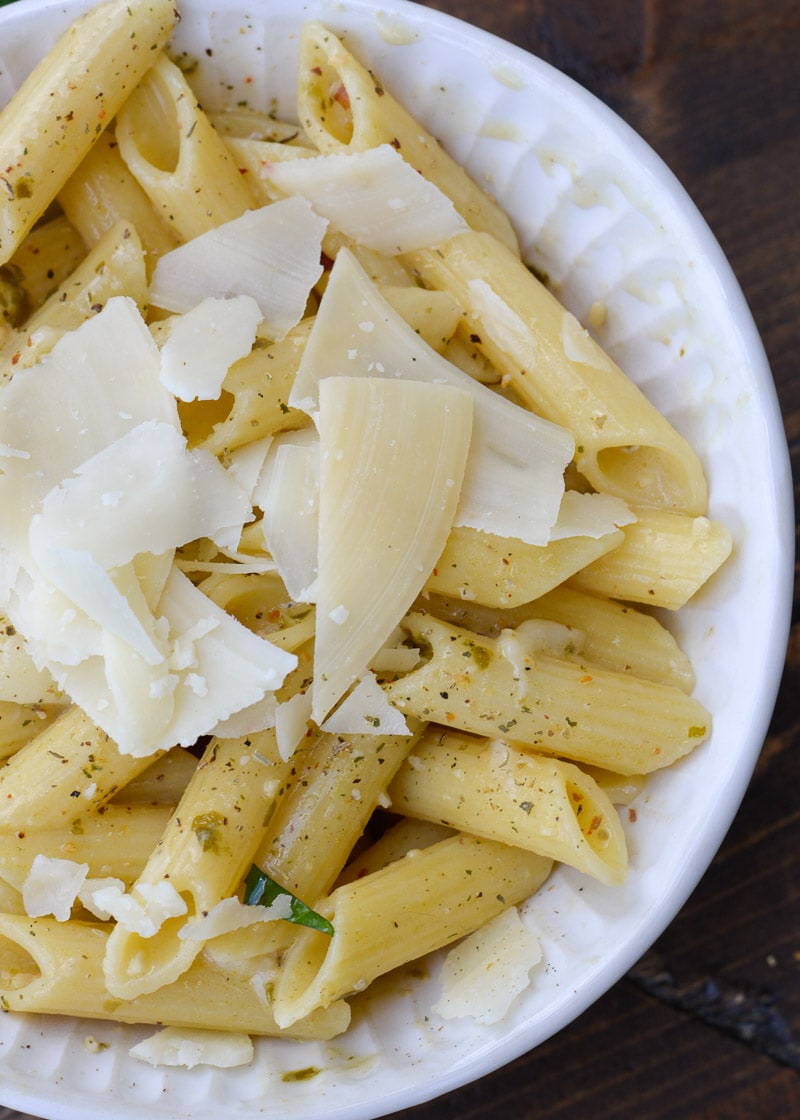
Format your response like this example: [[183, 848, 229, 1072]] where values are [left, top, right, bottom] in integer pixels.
[[243, 865, 334, 936]]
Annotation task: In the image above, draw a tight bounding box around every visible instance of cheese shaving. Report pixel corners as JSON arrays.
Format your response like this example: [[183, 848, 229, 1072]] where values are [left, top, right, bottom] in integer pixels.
[[148, 198, 327, 338], [432, 907, 543, 1024], [321, 672, 410, 736], [290, 249, 574, 546], [129, 1026, 254, 1069], [263, 144, 469, 253], [159, 295, 263, 402]]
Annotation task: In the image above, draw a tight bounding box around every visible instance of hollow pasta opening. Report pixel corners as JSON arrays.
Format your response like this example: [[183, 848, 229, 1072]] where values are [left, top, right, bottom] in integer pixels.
[[593, 443, 694, 510], [0, 934, 39, 992], [122, 71, 181, 173]]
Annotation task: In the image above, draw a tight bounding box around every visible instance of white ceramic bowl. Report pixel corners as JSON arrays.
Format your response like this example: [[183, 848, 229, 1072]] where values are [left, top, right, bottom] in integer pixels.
[[0, 1, 793, 1117]]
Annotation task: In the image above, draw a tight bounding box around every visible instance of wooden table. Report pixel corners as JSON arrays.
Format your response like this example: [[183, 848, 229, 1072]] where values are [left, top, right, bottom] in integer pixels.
[[2, 1, 798, 1118]]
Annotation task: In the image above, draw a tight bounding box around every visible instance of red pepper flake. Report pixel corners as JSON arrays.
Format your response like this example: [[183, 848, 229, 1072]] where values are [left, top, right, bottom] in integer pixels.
[[579, 674, 593, 684], [332, 82, 350, 110], [585, 814, 602, 837], [310, 65, 323, 75], [11, 352, 21, 365], [628, 807, 638, 823]]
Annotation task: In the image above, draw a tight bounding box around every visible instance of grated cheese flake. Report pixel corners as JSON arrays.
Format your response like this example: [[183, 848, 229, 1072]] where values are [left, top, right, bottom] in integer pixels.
[[432, 907, 543, 1024]]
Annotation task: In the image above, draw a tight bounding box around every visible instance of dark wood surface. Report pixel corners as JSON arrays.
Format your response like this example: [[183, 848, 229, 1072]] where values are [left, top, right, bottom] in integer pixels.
[[3, 1, 799, 1118]]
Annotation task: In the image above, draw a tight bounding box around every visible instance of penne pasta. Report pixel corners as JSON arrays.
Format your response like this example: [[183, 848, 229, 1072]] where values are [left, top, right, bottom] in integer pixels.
[[388, 728, 628, 885], [0, 0, 175, 264], [422, 584, 696, 692], [568, 506, 733, 609], [0, 913, 350, 1038], [426, 523, 625, 607], [0, 219, 147, 381], [271, 832, 552, 1027], [0, 706, 165, 831], [0, 699, 67, 762], [383, 612, 711, 774], [5, 215, 87, 311], [58, 128, 180, 267], [297, 23, 520, 253], [404, 231, 710, 516], [102, 732, 289, 999], [115, 54, 260, 244], [0, 802, 173, 891]]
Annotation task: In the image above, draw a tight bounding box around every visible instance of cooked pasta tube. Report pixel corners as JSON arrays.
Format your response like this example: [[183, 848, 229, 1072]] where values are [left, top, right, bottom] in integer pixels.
[[102, 732, 289, 1000], [568, 507, 733, 609], [109, 746, 199, 806], [404, 231, 709, 515], [254, 725, 422, 901], [115, 55, 259, 244], [423, 584, 696, 692], [426, 523, 625, 607], [336, 818, 455, 885], [196, 319, 312, 456], [0, 706, 164, 831], [6, 215, 86, 310], [383, 613, 711, 774], [197, 571, 313, 651], [0, 700, 66, 761], [388, 729, 627, 885], [296, 23, 519, 253], [204, 725, 421, 967], [271, 833, 552, 1027], [58, 128, 180, 266], [0, 219, 147, 382], [222, 136, 317, 205], [0, 803, 172, 891], [0, 0, 176, 265], [0, 914, 350, 1039]]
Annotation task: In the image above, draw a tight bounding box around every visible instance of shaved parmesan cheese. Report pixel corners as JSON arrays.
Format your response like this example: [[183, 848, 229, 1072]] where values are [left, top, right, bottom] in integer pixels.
[[129, 1027, 254, 1069], [22, 855, 88, 922], [432, 907, 543, 1024], [29, 421, 252, 570], [275, 689, 313, 761], [159, 295, 263, 402], [225, 437, 274, 505], [177, 894, 293, 941], [87, 879, 187, 937], [149, 199, 327, 339], [368, 644, 421, 674], [0, 294, 298, 756], [254, 428, 320, 602], [290, 249, 574, 545], [263, 144, 468, 253], [208, 691, 279, 740], [321, 671, 410, 735], [549, 489, 636, 541], [0, 298, 177, 534], [312, 375, 472, 724]]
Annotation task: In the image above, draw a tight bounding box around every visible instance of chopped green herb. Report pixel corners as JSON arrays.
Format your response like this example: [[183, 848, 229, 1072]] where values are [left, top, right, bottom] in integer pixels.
[[244, 865, 334, 936]]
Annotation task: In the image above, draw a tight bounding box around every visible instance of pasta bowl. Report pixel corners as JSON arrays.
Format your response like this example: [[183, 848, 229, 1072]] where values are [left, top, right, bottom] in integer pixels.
[[0, 0, 792, 1118]]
